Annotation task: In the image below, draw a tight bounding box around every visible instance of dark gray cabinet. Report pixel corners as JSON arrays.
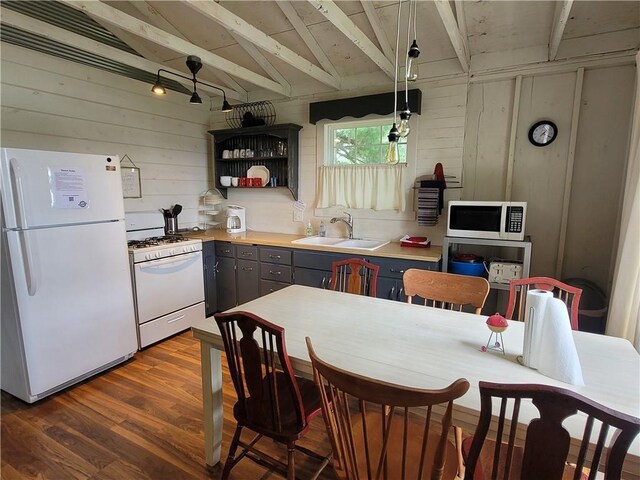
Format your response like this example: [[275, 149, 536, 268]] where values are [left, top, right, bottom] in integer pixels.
[[374, 257, 440, 302], [209, 124, 303, 200], [259, 247, 292, 295], [215, 242, 237, 312], [202, 241, 217, 317], [210, 241, 441, 309], [292, 250, 360, 290]]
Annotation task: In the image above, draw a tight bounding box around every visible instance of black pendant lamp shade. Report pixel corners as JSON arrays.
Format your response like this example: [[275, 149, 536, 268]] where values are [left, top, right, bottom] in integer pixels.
[[152, 55, 232, 111]]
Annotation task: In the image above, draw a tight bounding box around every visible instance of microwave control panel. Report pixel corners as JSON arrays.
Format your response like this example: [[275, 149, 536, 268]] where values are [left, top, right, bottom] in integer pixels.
[[506, 206, 524, 233]]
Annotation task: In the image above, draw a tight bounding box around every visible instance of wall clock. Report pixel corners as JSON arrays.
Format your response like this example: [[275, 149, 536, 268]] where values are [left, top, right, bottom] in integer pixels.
[[528, 120, 558, 147]]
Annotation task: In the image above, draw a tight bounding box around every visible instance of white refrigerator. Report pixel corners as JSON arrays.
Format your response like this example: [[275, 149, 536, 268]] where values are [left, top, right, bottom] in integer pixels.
[[1, 148, 138, 403]]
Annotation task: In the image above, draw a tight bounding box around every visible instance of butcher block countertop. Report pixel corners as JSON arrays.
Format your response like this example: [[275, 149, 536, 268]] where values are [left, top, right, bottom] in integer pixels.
[[184, 229, 442, 262]]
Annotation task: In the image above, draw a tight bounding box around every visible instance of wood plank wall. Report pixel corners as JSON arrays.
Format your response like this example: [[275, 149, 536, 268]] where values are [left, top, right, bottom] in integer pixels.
[[0, 44, 211, 229]]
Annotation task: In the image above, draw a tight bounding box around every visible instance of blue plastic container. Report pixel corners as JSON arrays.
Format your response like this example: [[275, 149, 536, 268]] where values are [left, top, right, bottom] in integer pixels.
[[448, 260, 486, 276]]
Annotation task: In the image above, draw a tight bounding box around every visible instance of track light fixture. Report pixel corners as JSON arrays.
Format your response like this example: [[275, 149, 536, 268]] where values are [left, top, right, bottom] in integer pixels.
[[152, 55, 232, 112]]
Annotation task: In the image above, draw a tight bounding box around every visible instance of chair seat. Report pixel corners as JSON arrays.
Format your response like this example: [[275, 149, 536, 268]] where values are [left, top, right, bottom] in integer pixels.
[[339, 409, 459, 480], [461, 436, 589, 480], [233, 372, 323, 441]]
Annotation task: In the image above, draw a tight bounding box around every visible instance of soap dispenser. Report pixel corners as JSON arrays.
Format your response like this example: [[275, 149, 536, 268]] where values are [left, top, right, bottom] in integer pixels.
[[305, 220, 313, 236]]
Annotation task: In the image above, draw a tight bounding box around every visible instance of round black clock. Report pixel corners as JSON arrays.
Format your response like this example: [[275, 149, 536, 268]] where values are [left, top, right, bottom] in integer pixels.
[[528, 120, 558, 147]]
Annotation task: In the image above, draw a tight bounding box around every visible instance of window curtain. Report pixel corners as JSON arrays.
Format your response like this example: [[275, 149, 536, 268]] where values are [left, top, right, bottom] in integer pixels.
[[606, 51, 640, 351], [317, 164, 406, 211]]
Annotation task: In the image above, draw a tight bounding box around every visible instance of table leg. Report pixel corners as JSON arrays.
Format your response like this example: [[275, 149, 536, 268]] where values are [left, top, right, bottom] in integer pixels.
[[200, 341, 223, 467]]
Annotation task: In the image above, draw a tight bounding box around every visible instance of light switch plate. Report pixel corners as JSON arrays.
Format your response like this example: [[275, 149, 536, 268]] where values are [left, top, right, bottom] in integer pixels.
[[293, 210, 304, 222]]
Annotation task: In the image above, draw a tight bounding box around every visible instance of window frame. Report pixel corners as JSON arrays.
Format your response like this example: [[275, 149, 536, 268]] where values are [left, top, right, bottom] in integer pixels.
[[324, 117, 408, 166], [314, 114, 418, 221]]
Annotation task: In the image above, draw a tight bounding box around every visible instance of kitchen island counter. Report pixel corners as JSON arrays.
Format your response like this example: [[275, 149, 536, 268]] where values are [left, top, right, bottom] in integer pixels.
[[183, 229, 442, 262]]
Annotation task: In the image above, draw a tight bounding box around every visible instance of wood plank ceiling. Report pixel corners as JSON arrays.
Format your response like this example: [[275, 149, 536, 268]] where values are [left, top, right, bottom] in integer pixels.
[[1, 1, 638, 105]]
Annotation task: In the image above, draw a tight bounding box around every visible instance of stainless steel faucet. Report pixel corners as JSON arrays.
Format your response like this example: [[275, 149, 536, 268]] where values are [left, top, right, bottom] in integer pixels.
[[330, 212, 354, 239]]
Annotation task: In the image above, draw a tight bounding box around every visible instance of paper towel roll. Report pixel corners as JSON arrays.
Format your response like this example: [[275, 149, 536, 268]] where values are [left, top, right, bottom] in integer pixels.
[[537, 298, 585, 386], [522, 289, 553, 369]]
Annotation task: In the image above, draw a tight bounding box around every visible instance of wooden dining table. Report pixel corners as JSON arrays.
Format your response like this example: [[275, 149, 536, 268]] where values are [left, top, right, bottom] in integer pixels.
[[191, 284, 640, 478]]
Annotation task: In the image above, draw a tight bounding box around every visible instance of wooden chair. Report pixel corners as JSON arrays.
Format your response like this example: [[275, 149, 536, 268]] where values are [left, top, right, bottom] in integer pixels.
[[506, 277, 583, 330], [306, 336, 469, 480], [330, 258, 380, 297], [463, 381, 640, 480], [403, 269, 490, 315], [214, 311, 332, 480], [403, 268, 490, 477]]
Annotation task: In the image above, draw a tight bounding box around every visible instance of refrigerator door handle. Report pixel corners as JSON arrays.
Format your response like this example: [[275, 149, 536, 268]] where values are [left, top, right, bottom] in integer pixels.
[[9, 159, 27, 229], [18, 231, 39, 296]]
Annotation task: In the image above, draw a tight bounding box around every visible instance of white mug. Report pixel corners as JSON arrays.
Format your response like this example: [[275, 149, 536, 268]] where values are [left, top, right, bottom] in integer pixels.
[[222, 150, 230, 159], [240, 149, 246, 158], [231, 177, 239, 187], [233, 149, 240, 158]]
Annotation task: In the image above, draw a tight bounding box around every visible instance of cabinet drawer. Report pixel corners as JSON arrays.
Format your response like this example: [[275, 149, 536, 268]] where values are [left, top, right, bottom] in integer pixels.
[[260, 280, 290, 296], [373, 257, 440, 279], [139, 302, 204, 349], [260, 263, 292, 283], [293, 250, 354, 270], [260, 247, 292, 265], [236, 245, 258, 259], [215, 242, 235, 258]]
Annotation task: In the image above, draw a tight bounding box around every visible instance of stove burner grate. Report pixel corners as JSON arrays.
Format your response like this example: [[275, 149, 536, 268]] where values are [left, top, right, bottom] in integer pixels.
[[128, 235, 186, 249]]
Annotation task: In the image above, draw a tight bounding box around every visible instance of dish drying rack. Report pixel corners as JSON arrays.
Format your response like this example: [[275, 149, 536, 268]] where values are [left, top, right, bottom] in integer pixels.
[[200, 188, 223, 230]]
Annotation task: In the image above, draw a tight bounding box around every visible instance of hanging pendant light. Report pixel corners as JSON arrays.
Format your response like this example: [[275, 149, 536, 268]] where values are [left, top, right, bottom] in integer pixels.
[[398, 0, 416, 139], [406, 1, 420, 82], [386, 0, 403, 164]]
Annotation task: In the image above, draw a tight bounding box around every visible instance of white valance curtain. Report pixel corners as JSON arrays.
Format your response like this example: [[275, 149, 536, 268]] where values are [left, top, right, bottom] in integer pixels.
[[606, 51, 640, 351], [316, 164, 406, 212]]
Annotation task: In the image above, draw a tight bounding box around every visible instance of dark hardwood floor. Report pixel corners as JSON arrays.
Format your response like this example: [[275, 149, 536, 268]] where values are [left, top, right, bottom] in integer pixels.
[[1, 332, 337, 480]]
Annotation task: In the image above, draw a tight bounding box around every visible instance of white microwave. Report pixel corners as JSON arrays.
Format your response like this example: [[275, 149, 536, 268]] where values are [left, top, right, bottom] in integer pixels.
[[447, 201, 527, 241]]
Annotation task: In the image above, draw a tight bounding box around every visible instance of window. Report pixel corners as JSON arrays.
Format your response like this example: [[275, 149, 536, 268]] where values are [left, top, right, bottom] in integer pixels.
[[325, 118, 407, 165]]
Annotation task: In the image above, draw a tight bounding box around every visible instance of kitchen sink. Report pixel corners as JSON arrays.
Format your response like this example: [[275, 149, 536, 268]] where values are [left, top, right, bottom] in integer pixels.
[[292, 236, 389, 251]]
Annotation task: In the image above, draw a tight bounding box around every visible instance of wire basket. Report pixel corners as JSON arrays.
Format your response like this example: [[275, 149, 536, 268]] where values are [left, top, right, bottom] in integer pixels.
[[225, 100, 276, 129]]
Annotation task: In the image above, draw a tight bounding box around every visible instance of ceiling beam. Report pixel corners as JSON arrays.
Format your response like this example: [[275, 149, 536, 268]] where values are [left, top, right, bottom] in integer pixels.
[[433, 0, 470, 73], [0, 6, 246, 102], [549, 0, 574, 61], [60, 1, 288, 96], [359, 0, 394, 62], [307, 0, 395, 78], [184, 0, 340, 90], [229, 33, 291, 92], [128, 1, 247, 95], [454, 0, 469, 52], [275, 0, 340, 78]]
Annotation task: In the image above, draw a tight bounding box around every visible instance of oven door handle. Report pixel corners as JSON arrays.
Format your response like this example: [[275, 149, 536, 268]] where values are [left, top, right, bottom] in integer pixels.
[[137, 251, 201, 269]]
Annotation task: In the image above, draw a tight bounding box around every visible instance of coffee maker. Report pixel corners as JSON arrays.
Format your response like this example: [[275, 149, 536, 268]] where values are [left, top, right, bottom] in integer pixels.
[[226, 205, 246, 233]]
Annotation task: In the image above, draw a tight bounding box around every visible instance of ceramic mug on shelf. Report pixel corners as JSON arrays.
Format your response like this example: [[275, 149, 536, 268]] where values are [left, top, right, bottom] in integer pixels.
[[231, 177, 239, 187], [222, 150, 230, 159], [220, 176, 232, 187], [239, 177, 247, 187], [240, 149, 246, 158], [233, 149, 240, 158]]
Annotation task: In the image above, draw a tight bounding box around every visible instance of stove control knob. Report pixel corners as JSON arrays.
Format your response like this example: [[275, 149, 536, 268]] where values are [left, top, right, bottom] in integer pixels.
[[155, 252, 161, 258], [170, 249, 175, 255], [145, 253, 151, 260]]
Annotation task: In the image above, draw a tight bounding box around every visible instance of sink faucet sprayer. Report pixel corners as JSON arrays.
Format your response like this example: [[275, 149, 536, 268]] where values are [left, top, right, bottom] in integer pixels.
[[330, 212, 354, 239]]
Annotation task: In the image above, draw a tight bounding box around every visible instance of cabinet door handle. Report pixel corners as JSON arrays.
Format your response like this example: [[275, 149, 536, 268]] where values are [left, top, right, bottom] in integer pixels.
[[389, 268, 405, 274], [269, 254, 281, 260], [389, 286, 396, 300], [214, 261, 219, 274], [397, 287, 404, 301], [241, 266, 253, 272], [241, 251, 253, 256], [223, 249, 231, 254], [269, 270, 282, 276], [321, 277, 326, 289]]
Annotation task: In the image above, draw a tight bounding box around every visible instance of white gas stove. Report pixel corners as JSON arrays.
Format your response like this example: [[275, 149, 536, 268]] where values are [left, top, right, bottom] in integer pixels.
[[125, 213, 205, 349]]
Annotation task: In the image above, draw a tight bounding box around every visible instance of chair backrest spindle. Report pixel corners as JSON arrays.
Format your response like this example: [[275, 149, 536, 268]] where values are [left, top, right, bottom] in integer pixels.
[[307, 337, 469, 480]]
